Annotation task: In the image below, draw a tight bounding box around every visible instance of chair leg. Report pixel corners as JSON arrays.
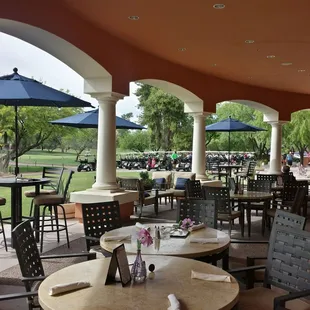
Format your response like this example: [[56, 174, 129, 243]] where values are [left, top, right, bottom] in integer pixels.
[[40, 206, 48, 253], [0, 212, 7, 252], [246, 203, 251, 237], [53, 205, 60, 243], [228, 220, 232, 237], [58, 205, 70, 249], [29, 199, 34, 217]]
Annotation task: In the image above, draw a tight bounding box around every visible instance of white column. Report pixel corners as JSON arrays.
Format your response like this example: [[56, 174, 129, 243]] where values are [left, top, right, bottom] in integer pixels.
[[191, 113, 209, 180], [92, 93, 123, 190], [268, 121, 285, 174]]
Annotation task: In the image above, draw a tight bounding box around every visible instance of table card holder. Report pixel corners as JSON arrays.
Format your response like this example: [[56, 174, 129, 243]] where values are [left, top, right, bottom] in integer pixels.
[[105, 244, 131, 287]]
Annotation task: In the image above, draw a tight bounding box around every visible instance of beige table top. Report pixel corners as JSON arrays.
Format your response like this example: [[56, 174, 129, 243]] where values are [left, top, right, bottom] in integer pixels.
[[231, 191, 273, 200], [39, 256, 239, 310], [100, 223, 230, 258]]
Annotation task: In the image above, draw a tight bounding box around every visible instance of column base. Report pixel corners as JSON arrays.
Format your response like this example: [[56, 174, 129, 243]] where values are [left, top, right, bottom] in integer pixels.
[[92, 181, 119, 191], [266, 170, 282, 175]]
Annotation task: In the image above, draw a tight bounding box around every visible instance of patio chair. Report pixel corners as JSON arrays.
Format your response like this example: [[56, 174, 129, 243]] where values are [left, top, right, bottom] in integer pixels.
[[204, 186, 244, 236], [32, 170, 74, 252], [177, 199, 217, 228], [256, 174, 278, 183], [246, 179, 272, 234], [231, 209, 306, 289], [25, 166, 64, 217], [81, 201, 122, 252], [185, 180, 203, 199], [12, 220, 96, 310], [230, 225, 310, 310], [235, 161, 256, 184]]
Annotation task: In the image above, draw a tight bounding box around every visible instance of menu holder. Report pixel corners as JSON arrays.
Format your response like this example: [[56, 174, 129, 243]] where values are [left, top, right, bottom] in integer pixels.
[[170, 229, 190, 238], [105, 244, 131, 287]]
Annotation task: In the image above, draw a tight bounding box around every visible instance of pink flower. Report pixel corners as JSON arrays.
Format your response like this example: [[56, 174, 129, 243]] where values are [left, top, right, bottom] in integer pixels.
[[138, 228, 153, 247], [180, 218, 194, 230]]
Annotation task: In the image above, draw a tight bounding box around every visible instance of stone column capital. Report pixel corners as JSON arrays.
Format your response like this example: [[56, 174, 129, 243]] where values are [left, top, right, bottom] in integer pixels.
[[266, 120, 287, 126], [91, 92, 124, 104], [190, 112, 211, 118]]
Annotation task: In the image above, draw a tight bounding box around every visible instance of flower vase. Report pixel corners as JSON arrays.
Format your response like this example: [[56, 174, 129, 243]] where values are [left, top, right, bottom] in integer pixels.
[[130, 240, 147, 283]]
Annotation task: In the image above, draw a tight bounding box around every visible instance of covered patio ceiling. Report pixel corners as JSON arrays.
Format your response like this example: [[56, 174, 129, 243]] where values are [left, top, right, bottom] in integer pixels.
[[63, 0, 310, 95]]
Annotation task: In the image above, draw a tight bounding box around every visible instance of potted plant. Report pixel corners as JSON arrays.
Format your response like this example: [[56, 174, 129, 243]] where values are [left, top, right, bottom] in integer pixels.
[[139, 171, 154, 190]]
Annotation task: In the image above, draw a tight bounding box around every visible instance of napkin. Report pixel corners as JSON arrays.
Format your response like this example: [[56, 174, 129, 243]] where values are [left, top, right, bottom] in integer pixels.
[[49, 281, 90, 296], [167, 293, 180, 310], [189, 223, 205, 231], [191, 271, 231, 282], [103, 235, 131, 242], [135, 222, 150, 231], [189, 237, 219, 244]]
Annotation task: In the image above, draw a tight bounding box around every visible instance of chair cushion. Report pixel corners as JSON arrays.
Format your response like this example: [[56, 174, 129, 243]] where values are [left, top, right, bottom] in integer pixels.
[[172, 189, 186, 197], [144, 191, 150, 198], [0, 197, 6, 206], [24, 189, 56, 198], [152, 172, 172, 186], [154, 178, 165, 185], [218, 210, 241, 220], [175, 178, 189, 190], [33, 194, 64, 206], [238, 287, 310, 310], [173, 172, 195, 188]]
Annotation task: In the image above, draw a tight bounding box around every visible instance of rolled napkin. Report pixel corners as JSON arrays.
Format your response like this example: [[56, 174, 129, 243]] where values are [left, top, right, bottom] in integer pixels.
[[191, 270, 231, 283], [135, 222, 151, 231], [189, 237, 219, 244], [103, 235, 131, 242], [189, 223, 205, 231], [167, 293, 180, 310], [49, 281, 90, 296]]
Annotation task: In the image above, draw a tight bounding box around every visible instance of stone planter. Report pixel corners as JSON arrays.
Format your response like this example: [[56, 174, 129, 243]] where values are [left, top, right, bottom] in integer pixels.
[[57, 202, 76, 219]]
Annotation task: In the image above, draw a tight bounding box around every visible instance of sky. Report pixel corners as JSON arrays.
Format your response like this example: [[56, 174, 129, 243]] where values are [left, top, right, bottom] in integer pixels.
[[0, 32, 140, 119]]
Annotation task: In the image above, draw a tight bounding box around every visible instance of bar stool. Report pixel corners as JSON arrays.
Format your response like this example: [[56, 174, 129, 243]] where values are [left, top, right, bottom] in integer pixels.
[[0, 197, 8, 251], [33, 170, 74, 252]]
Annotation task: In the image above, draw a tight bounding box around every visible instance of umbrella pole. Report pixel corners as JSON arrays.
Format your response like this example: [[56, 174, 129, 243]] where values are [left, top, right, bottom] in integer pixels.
[[14, 106, 19, 176], [228, 131, 231, 165]]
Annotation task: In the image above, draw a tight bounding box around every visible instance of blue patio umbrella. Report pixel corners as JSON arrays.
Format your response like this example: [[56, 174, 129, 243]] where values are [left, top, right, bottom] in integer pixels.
[[0, 68, 93, 175], [205, 116, 265, 163], [50, 108, 145, 130]]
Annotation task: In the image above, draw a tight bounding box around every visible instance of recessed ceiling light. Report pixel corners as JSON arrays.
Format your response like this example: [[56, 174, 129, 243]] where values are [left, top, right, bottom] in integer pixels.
[[211, 64, 217, 67], [266, 55, 276, 59], [213, 4, 225, 9], [281, 62, 293, 66], [248, 76, 253, 79], [178, 48, 186, 52], [298, 69, 306, 72], [245, 40, 255, 44], [128, 16, 139, 20]]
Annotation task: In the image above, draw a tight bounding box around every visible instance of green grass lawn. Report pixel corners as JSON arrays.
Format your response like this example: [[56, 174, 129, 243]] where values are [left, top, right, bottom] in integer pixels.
[[0, 170, 140, 218]]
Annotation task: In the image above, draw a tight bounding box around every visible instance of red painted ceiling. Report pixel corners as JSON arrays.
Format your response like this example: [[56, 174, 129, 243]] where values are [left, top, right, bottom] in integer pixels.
[[62, 0, 310, 95]]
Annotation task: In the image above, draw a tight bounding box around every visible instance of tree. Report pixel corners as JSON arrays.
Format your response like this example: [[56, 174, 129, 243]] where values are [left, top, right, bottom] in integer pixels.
[[283, 110, 310, 164], [63, 128, 97, 161], [118, 131, 150, 152], [135, 83, 189, 151], [0, 106, 82, 168]]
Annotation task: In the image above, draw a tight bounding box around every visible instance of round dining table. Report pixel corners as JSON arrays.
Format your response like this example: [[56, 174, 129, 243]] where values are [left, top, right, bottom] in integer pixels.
[[100, 223, 230, 260], [0, 177, 50, 247], [230, 191, 273, 237], [38, 255, 239, 310]]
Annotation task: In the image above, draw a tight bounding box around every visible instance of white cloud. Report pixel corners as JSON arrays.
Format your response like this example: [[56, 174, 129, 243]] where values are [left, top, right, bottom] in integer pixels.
[[0, 32, 140, 119]]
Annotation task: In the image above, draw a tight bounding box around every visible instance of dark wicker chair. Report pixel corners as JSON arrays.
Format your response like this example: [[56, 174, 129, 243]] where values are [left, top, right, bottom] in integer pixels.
[[12, 220, 96, 310], [231, 210, 306, 288], [203, 186, 244, 236], [33, 170, 74, 252], [25, 166, 64, 217], [236, 161, 256, 184], [230, 225, 310, 309], [185, 180, 203, 199], [81, 201, 122, 252], [256, 174, 278, 183], [177, 199, 217, 228], [246, 179, 272, 234]]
